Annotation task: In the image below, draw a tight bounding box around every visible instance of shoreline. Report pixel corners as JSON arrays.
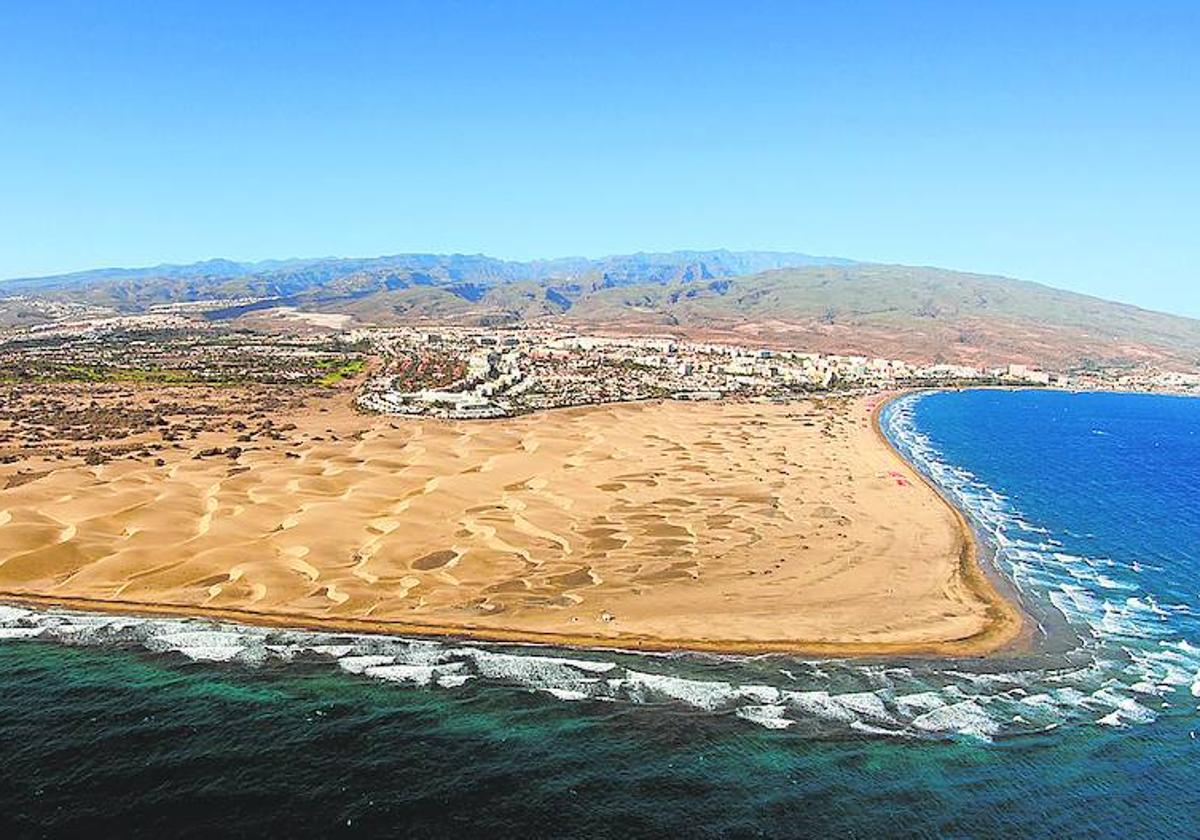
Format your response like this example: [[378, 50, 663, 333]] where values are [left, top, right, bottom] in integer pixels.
[[0, 582, 1018, 658], [0, 391, 1026, 659], [870, 391, 1029, 657]]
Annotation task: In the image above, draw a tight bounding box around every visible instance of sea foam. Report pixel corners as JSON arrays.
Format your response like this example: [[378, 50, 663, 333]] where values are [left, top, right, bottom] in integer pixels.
[[0, 392, 1195, 741]]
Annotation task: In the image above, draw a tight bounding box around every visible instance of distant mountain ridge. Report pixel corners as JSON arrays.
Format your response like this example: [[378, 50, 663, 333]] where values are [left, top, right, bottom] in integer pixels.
[[3, 250, 852, 293], [0, 249, 856, 324], [3, 249, 1198, 370]]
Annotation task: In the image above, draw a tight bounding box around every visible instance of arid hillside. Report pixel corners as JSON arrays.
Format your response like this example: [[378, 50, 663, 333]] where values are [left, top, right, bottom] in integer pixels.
[[4, 251, 1198, 370]]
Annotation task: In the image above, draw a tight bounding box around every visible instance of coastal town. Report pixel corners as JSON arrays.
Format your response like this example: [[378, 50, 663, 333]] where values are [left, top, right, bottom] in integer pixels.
[[6, 2, 1197, 833], [352, 326, 1200, 419], [2, 308, 1199, 422]]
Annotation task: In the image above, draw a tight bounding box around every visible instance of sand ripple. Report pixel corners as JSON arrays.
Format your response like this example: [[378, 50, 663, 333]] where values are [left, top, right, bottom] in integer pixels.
[[0, 396, 1011, 653]]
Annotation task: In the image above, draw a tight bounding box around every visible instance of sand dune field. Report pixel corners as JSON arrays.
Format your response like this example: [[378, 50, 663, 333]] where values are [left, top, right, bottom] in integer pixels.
[[0, 390, 1021, 654]]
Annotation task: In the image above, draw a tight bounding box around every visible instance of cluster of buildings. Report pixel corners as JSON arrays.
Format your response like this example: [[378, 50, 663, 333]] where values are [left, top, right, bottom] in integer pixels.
[[5, 307, 1199, 417], [1069, 367, 1200, 393], [147, 297, 272, 314], [352, 327, 1070, 419], [6, 312, 202, 341]]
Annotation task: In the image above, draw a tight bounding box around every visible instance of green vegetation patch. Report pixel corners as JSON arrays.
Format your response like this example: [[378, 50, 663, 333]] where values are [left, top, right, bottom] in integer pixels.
[[316, 357, 366, 386]]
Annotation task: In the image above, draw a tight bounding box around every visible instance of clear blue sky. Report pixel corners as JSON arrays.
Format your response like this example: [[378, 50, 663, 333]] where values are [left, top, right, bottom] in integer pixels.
[[1, 1, 1197, 315]]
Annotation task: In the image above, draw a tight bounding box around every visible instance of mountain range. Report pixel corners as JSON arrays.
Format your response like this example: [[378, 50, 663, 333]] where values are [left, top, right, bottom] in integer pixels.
[[3, 250, 1198, 370]]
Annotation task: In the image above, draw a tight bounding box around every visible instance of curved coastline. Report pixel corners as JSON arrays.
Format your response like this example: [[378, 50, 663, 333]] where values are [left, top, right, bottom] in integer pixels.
[[871, 390, 1029, 657]]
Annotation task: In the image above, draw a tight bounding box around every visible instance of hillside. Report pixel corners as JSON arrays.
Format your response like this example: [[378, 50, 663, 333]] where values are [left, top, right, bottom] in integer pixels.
[[558, 265, 1200, 369], [318, 262, 1200, 370], [3, 251, 1198, 370]]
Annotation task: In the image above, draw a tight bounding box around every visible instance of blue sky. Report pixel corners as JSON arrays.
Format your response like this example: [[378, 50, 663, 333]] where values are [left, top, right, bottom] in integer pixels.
[[1, 1, 1197, 315]]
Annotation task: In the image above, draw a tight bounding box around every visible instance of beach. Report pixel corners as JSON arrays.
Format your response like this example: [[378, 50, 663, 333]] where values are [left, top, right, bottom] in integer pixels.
[[5, 387, 1197, 838], [0, 388, 1021, 655]]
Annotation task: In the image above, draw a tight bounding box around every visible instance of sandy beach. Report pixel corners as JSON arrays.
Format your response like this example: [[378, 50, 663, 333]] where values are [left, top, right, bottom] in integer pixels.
[[0, 389, 1022, 655]]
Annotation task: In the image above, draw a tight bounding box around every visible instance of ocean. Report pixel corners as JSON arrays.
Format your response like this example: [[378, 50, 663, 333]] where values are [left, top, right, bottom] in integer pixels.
[[2, 389, 1198, 838]]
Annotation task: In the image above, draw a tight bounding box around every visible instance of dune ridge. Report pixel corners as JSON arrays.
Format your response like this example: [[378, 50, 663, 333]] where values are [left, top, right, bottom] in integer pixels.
[[0, 392, 1022, 655]]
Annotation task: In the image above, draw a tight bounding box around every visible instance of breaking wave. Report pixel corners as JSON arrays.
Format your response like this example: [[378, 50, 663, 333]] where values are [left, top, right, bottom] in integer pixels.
[[2, 391, 1197, 741]]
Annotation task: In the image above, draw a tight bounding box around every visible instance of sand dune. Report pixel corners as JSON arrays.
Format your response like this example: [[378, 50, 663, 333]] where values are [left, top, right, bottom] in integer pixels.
[[0, 393, 1021, 655]]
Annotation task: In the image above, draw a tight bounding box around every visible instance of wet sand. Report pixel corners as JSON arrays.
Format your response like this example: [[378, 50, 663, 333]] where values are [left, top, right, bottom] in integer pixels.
[[0, 392, 1022, 655]]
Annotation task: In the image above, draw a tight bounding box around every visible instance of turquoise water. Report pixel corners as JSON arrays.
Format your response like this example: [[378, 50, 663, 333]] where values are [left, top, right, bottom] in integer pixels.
[[2, 389, 1199, 837]]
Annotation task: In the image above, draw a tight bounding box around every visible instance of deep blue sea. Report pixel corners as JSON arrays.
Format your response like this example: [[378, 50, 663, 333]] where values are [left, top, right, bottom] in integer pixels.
[[2, 389, 1199, 838]]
